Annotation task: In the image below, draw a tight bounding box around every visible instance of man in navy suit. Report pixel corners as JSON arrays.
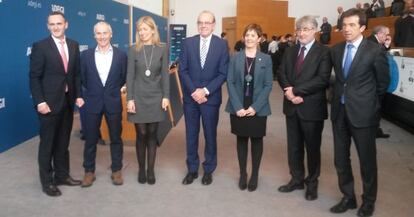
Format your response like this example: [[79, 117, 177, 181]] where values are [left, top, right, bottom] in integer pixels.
[[78, 22, 127, 187], [30, 11, 82, 197], [179, 11, 229, 185], [329, 9, 389, 217]]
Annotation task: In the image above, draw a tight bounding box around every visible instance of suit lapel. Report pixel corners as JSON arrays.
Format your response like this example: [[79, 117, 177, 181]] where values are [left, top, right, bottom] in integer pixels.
[[347, 39, 367, 78], [336, 42, 346, 81], [203, 36, 214, 70], [48, 37, 66, 73], [194, 35, 202, 69], [296, 43, 318, 78], [105, 48, 117, 86], [67, 39, 76, 74], [290, 45, 300, 79], [253, 52, 264, 88]]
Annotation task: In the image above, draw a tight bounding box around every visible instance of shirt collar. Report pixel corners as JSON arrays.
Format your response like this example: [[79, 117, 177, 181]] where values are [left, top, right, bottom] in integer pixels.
[[347, 35, 363, 49], [200, 34, 212, 42], [300, 39, 315, 51], [51, 35, 66, 44], [95, 45, 113, 54]]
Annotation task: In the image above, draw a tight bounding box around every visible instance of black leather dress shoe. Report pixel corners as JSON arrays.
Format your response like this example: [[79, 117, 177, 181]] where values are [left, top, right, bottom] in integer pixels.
[[55, 176, 81, 186], [278, 181, 304, 193], [239, 173, 247, 190], [357, 203, 375, 217], [42, 185, 62, 197], [201, 173, 213, 185], [305, 187, 318, 201], [147, 170, 156, 185], [182, 172, 198, 185], [330, 197, 357, 213], [138, 170, 147, 184]]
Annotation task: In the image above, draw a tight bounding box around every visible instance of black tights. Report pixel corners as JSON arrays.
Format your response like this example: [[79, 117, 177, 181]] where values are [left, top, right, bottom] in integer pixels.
[[135, 123, 158, 174], [237, 136, 263, 179]]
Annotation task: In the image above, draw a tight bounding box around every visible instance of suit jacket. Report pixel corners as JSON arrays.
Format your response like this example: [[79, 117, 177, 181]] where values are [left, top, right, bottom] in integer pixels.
[[179, 34, 229, 106], [277, 42, 331, 121], [225, 51, 273, 116], [330, 39, 390, 127], [80, 46, 127, 114], [30, 36, 81, 114]]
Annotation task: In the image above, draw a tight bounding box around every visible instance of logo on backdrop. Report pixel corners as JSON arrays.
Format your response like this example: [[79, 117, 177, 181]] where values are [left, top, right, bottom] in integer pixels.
[[113, 44, 119, 48], [123, 19, 129, 25], [27, 0, 42, 9], [26, 47, 32, 56], [112, 17, 118, 22], [96, 14, 105, 21], [79, 45, 88, 52], [51, 4, 64, 13], [78, 11, 86, 17], [0, 98, 5, 110]]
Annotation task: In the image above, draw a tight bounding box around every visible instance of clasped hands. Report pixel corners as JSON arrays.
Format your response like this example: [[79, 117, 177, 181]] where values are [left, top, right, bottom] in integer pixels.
[[236, 107, 256, 117], [284, 87, 303, 104], [126, 98, 170, 114], [191, 88, 208, 104]]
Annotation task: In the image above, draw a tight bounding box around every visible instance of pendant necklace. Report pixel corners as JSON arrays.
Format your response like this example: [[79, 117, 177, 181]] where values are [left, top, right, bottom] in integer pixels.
[[143, 45, 154, 77], [245, 56, 255, 97]]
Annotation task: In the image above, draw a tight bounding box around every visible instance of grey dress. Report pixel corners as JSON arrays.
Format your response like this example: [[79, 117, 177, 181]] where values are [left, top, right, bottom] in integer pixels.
[[126, 44, 170, 123]]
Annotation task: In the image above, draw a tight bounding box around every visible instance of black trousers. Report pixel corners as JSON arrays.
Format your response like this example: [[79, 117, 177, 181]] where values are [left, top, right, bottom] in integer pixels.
[[332, 105, 377, 204], [37, 95, 73, 187], [285, 113, 324, 187], [83, 111, 123, 173]]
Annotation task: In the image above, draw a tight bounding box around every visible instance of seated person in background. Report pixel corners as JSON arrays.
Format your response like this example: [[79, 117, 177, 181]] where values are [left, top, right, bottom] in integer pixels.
[[394, 0, 414, 47], [391, 0, 406, 16], [371, 0, 386, 17]]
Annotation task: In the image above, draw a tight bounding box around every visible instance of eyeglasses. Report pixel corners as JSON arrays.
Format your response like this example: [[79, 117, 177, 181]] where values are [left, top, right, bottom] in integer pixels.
[[197, 21, 214, 26], [295, 27, 315, 33]]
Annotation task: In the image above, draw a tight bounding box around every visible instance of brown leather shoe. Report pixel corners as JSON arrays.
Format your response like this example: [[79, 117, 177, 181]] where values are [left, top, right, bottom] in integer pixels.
[[111, 171, 123, 186], [81, 172, 96, 188]]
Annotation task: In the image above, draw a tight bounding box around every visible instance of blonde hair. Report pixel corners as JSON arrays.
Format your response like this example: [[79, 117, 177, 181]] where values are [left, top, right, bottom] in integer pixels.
[[135, 16, 161, 51]]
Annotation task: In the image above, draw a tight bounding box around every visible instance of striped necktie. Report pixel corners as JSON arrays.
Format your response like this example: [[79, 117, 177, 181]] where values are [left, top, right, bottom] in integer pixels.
[[200, 38, 207, 68]]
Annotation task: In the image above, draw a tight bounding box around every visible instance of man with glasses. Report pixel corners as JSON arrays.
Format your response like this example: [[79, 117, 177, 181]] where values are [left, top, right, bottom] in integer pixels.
[[179, 10, 229, 186], [277, 15, 331, 201]]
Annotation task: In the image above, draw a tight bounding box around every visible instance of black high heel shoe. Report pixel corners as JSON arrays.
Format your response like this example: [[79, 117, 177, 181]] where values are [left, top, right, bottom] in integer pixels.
[[138, 169, 147, 184], [147, 170, 156, 185], [239, 173, 247, 190]]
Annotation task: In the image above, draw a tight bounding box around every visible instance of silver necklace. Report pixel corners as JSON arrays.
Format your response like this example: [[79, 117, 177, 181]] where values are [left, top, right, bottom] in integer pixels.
[[143, 45, 154, 77]]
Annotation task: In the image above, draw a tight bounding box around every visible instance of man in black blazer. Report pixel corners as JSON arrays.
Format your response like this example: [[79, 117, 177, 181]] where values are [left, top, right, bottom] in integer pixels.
[[329, 9, 389, 217], [29, 11, 82, 197], [78, 22, 127, 187], [277, 15, 331, 201]]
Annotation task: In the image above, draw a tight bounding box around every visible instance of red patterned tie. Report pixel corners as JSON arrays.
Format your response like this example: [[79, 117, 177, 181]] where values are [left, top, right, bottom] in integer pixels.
[[295, 46, 306, 73], [59, 40, 68, 73]]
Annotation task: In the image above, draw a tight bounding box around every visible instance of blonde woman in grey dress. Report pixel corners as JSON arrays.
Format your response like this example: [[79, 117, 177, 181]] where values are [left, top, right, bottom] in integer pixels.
[[126, 16, 170, 185]]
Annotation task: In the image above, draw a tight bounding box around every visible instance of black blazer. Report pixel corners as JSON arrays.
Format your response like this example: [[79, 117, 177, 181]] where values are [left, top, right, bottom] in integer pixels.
[[330, 39, 390, 127], [29, 36, 81, 114], [80, 46, 127, 114], [277, 42, 331, 121]]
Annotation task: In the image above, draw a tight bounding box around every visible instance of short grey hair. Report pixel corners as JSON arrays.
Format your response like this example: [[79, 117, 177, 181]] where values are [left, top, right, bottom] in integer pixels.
[[197, 10, 216, 23], [295, 15, 318, 30], [372, 25, 389, 35], [93, 21, 112, 34]]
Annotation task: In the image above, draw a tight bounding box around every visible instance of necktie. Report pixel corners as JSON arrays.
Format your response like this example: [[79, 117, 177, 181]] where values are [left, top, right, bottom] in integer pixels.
[[200, 38, 207, 68], [341, 44, 354, 104], [295, 46, 306, 73], [343, 44, 354, 79], [59, 40, 68, 73]]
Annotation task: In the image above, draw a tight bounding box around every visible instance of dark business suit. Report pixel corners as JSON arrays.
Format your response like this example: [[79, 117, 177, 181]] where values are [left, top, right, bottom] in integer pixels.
[[179, 34, 229, 174], [80, 46, 127, 173], [29, 36, 81, 187], [330, 38, 389, 205], [277, 42, 331, 187]]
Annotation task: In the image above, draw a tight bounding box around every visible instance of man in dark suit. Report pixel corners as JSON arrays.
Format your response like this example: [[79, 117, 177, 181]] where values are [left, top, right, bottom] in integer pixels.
[[179, 10, 229, 185], [329, 9, 389, 217], [29, 11, 82, 197], [277, 15, 331, 201], [367, 25, 391, 139], [78, 22, 127, 187]]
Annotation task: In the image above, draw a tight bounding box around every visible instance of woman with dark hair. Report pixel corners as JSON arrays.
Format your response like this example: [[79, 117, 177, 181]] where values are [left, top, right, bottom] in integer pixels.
[[126, 16, 170, 185], [225, 23, 273, 192]]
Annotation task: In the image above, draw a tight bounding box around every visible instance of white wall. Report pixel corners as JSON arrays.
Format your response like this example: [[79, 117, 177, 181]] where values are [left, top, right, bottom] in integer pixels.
[[170, 0, 237, 37], [113, 0, 163, 15]]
